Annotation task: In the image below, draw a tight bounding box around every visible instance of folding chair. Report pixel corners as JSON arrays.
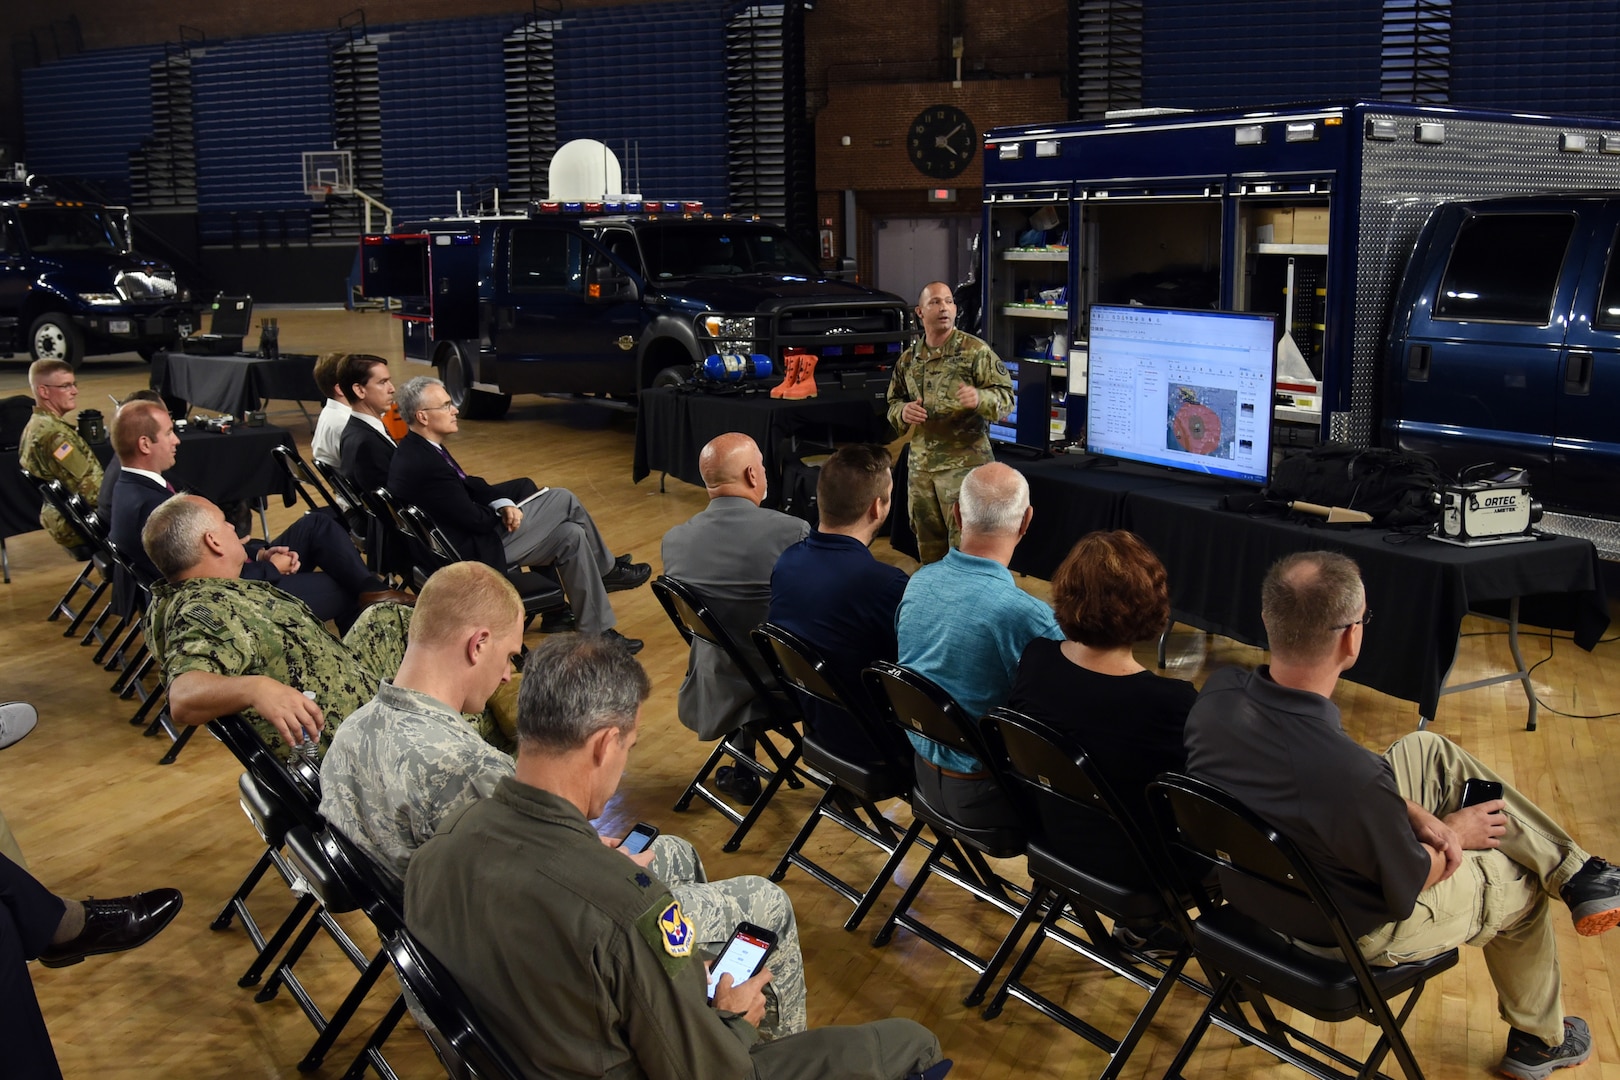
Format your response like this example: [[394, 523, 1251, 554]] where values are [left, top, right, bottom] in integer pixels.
[[386, 495, 569, 628], [979, 707, 1201, 1077], [208, 716, 326, 990], [651, 575, 807, 853], [1147, 773, 1458, 1080], [751, 622, 916, 929], [273, 444, 343, 516], [387, 928, 527, 1080], [861, 660, 1033, 1000], [36, 479, 111, 635]]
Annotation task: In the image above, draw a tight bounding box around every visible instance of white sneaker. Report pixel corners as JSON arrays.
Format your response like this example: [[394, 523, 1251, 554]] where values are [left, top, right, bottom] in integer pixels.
[[0, 702, 39, 751]]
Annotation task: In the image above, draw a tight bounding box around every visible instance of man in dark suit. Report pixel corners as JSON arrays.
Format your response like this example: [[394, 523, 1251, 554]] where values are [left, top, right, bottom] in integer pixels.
[[108, 400, 410, 626], [387, 376, 649, 651], [336, 354, 397, 494], [661, 433, 810, 802]]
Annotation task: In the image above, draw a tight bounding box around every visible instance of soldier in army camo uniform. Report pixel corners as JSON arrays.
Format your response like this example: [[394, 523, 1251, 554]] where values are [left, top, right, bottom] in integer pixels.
[[18, 359, 103, 551], [886, 282, 1014, 564], [321, 563, 807, 1037]]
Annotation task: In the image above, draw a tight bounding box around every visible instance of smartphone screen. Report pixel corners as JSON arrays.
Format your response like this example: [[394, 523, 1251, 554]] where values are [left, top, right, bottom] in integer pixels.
[[1461, 778, 1504, 807], [621, 824, 659, 856], [706, 926, 776, 1000]]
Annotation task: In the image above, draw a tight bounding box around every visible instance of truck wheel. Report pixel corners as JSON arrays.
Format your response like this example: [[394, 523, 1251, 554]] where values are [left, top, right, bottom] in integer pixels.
[[651, 365, 693, 388], [438, 340, 512, 421], [30, 314, 84, 370]]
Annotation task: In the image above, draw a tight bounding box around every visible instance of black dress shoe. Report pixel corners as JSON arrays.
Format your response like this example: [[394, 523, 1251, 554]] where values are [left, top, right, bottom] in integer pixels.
[[602, 560, 652, 593], [714, 765, 762, 806], [37, 888, 183, 968], [538, 609, 577, 634], [602, 628, 644, 655]]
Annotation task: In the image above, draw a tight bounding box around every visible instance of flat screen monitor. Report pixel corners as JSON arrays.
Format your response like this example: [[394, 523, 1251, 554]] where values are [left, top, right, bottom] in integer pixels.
[[989, 359, 1054, 450], [1084, 304, 1277, 486]]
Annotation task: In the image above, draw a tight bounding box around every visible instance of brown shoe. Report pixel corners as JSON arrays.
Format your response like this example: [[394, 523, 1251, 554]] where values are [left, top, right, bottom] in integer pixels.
[[359, 588, 416, 609]]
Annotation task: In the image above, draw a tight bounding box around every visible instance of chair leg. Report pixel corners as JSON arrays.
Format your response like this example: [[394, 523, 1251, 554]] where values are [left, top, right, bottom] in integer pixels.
[[48, 564, 92, 622], [846, 818, 926, 931], [65, 578, 109, 636], [338, 994, 408, 1080], [1163, 973, 1238, 1080], [256, 907, 326, 1002], [720, 745, 802, 853], [770, 787, 835, 882], [157, 724, 196, 765], [238, 894, 318, 988], [674, 742, 731, 812], [964, 883, 1050, 1007], [296, 948, 393, 1072], [872, 840, 945, 947]]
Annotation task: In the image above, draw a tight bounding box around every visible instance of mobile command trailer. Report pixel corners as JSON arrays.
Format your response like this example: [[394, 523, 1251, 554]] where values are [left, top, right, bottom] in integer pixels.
[[357, 206, 910, 419], [980, 101, 1620, 546]]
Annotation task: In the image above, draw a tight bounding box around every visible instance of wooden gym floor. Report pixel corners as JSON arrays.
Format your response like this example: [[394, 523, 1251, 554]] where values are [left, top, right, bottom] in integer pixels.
[[2, 308, 1618, 1079]]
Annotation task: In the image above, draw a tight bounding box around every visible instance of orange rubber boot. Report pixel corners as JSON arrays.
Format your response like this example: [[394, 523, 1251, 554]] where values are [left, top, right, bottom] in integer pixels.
[[769, 352, 802, 398], [781, 354, 818, 399]]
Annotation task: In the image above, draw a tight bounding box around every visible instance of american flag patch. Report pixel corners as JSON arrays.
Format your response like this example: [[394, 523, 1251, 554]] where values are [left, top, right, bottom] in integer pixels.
[[52, 441, 73, 461]]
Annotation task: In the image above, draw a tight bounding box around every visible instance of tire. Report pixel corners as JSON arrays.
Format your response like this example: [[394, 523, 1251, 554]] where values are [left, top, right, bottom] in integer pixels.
[[30, 313, 84, 370], [651, 364, 693, 389], [437, 340, 512, 420]]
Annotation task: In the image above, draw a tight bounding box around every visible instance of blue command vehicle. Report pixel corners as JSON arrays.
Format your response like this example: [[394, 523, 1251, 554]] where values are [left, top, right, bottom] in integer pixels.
[[980, 100, 1620, 550], [0, 178, 197, 368], [357, 202, 909, 419]]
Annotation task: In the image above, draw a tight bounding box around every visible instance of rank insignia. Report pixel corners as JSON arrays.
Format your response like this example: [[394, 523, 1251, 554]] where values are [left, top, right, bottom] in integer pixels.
[[635, 872, 652, 888], [657, 901, 693, 958]]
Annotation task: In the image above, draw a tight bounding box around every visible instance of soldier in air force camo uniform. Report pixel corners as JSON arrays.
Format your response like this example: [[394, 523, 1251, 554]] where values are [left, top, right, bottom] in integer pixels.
[[886, 281, 1013, 564], [321, 562, 808, 1037], [406, 634, 945, 1079], [18, 359, 103, 551]]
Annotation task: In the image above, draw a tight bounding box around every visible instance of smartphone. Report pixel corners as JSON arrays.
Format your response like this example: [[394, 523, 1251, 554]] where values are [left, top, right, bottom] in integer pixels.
[[620, 822, 660, 856], [1461, 778, 1504, 807], [706, 922, 779, 1001]]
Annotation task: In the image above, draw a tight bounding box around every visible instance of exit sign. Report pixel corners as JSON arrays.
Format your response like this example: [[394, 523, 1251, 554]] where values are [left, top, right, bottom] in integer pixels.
[[926, 188, 957, 203]]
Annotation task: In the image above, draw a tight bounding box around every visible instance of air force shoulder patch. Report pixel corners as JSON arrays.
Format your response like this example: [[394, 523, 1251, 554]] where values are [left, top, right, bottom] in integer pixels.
[[658, 901, 693, 957]]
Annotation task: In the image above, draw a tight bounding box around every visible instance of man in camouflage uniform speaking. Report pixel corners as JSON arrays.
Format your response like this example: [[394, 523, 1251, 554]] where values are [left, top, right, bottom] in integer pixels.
[[322, 562, 809, 1038], [886, 282, 1013, 564], [140, 492, 428, 758], [18, 359, 102, 552], [406, 633, 948, 1080]]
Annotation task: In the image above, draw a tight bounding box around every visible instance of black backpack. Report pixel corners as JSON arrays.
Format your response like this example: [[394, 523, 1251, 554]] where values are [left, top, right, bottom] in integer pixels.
[[1266, 444, 1442, 528]]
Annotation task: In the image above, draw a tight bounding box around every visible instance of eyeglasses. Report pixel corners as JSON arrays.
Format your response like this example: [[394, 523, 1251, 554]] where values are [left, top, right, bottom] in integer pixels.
[[419, 401, 458, 413], [1332, 607, 1373, 631], [41, 381, 77, 391]]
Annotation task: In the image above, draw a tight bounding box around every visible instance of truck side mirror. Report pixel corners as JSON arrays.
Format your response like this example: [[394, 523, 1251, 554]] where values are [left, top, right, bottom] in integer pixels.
[[586, 264, 639, 303]]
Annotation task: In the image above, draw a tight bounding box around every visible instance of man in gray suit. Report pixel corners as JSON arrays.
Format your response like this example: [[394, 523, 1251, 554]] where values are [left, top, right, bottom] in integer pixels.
[[661, 433, 809, 804]]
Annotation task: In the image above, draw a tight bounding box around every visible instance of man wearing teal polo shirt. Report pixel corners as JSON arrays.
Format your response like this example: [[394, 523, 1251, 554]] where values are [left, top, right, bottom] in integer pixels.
[[894, 462, 1061, 829]]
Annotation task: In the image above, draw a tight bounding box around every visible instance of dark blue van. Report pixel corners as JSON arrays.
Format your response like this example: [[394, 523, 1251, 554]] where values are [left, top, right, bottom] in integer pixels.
[[0, 194, 198, 368]]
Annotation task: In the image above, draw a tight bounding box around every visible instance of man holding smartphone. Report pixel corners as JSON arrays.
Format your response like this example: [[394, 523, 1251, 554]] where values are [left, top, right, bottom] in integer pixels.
[[1185, 551, 1620, 1080], [405, 634, 948, 1080], [323, 561, 809, 1038]]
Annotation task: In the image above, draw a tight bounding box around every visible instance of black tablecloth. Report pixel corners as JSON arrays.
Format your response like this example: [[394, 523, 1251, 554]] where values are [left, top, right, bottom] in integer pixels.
[[0, 449, 45, 541], [633, 385, 890, 505], [976, 458, 1609, 719], [151, 351, 322, 416]]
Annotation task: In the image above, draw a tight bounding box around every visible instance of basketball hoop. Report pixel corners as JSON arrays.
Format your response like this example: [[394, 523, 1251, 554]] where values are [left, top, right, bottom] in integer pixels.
[[310, 185, 332, 204]]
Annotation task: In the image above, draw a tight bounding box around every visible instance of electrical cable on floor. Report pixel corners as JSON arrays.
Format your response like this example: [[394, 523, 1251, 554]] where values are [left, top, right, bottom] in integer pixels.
[[1453, 628, 1620, 718]]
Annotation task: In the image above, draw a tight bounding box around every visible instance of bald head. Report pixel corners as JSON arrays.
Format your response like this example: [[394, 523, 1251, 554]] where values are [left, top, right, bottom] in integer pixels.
[[698, 433, 767, 504], [958, 463, 1029, 536], [1261, 551, 1366, 666]]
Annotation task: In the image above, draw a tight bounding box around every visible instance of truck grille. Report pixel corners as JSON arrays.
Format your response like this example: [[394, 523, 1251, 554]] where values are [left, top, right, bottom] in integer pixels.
[[777, 304, 904, 336]]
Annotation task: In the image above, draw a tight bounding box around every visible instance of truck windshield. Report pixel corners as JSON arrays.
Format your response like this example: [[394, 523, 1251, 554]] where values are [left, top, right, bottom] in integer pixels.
[[638, 224, 819, 279], [16, 205, 127, 254]]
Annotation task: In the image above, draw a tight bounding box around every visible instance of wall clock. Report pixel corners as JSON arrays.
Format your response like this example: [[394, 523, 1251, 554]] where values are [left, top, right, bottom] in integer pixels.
[[908, 104, 976, 180]]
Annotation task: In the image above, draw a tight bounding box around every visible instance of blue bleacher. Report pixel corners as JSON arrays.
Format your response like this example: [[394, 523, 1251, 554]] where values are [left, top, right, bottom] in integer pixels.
[[21, 45, 165, 202]]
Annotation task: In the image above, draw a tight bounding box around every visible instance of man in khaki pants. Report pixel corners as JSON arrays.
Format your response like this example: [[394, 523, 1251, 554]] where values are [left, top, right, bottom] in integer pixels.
[[1185, 550, 1620, 1080]]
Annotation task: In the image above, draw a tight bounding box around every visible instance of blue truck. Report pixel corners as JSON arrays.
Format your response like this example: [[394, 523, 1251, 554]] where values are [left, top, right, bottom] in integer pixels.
[[0, 177, 197, 368], [357, 205, 908, 419], [981, 101, 1620, 552]]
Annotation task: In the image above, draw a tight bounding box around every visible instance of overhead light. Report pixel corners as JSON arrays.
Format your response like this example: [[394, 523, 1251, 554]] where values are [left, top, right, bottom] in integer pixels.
[[1234, 124, 1265, 146], [1415, 122, 1446, 144], [1366, 117, 1398, 141]]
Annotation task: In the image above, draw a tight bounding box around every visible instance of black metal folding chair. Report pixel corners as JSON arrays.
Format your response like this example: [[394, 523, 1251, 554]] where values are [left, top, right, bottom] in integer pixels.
[[651, 575, 807, 853], [36, 479, 111, 636], [980, 707, 1202, 1077], [273, 444, 343, 516], [387, 928, 527, 1080], [751, 622, 916, 929], [1147, 773, 1459, 1080], [386, 496, 568, 628], [861, 660, 1034, 1002]]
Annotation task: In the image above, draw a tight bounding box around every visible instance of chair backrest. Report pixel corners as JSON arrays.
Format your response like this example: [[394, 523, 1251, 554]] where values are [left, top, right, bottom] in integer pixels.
[[0, 394, 35, 450], [398, 503, 464, 566], [208, 714, 324, 831], [271, 444, 339, 515], [387, 929, 528, 1080], [862, 659, 992, 766], [38, 478, 106, 544], [1146, 773, 1352, 952], [651, 575, 788, 712], [752, 622, 908, 770], [323, 826, 406, 934]]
